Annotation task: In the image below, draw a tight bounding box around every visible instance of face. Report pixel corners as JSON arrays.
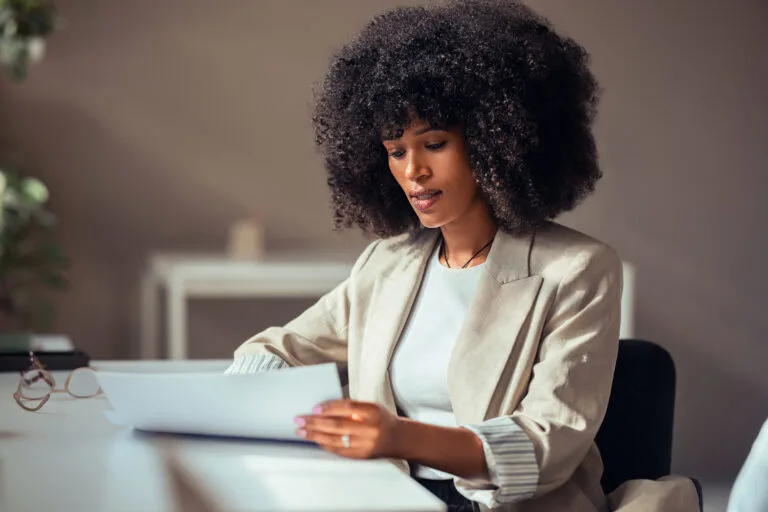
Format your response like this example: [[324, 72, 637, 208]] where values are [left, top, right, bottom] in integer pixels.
[[382, 119, 484, 229]]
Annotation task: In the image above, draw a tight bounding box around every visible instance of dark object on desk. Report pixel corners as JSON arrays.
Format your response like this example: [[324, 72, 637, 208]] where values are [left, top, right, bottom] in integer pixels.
[[0, 350, 90, 372], [595, 339, 703, 511]]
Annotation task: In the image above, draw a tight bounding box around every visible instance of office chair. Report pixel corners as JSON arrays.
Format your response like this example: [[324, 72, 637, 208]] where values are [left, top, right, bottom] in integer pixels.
[[594, 339, 703, 510]]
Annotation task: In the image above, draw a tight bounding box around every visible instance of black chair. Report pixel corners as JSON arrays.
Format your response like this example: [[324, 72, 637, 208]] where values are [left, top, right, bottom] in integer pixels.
[[594, 339, 703, 510]]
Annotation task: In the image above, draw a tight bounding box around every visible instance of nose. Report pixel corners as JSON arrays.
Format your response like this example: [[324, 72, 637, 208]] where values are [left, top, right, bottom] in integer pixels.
[[404, 152, 431, 181]]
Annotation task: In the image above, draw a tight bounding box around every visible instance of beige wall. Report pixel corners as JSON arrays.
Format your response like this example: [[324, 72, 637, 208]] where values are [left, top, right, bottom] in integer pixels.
[[1, 0, 765, 482]]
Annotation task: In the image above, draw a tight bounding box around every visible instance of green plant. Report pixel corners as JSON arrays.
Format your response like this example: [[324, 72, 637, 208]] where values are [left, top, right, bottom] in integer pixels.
[[0, 0, 58, 81], [0, 168, 69, 332]]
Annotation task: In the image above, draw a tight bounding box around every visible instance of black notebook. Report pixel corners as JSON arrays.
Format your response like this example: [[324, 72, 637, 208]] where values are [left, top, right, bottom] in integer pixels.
[[0, 350, 91, 373]]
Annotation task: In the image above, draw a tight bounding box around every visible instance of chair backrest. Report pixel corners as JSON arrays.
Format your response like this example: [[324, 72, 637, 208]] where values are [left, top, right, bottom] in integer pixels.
[[594, 339, 676, 494]]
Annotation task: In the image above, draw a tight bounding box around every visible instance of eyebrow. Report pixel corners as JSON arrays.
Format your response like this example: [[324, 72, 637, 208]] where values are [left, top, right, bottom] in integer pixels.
[[382, 126, 443, 142], [415, 126, 440, 136]]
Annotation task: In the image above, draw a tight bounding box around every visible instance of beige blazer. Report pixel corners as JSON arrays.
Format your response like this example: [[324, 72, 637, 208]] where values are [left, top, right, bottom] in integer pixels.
[[233, 221, 699, 512]]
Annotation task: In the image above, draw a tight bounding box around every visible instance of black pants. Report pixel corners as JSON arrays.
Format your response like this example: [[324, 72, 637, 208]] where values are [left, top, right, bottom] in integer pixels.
[[415, 477, 475, 512]]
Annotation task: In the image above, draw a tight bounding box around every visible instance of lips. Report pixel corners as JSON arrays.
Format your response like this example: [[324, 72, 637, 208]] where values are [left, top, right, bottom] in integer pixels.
[[409, 189, 443, 212]]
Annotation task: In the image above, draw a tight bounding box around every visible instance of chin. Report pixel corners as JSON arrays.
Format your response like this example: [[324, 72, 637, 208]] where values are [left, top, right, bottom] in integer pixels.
[[415, 213, 447, 230]]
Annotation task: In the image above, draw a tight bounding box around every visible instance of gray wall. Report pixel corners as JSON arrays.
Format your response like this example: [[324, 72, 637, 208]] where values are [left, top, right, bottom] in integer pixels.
[[0, 0, 765, 483]]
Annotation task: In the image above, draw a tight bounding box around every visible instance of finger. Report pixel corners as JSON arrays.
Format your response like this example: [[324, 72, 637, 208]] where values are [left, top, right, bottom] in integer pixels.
[[298, 428, 356, 450], [318, 436, 378, 460], [314, 400, 374, 420], [299, 416, 373, 436]]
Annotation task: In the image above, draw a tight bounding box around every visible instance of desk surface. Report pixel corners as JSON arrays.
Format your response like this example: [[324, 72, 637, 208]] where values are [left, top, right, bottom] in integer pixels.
[[0, 360, 445, 512]]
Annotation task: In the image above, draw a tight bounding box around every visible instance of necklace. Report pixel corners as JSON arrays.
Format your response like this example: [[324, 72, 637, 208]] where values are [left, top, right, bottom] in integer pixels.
[[441, 236, 495, 269]]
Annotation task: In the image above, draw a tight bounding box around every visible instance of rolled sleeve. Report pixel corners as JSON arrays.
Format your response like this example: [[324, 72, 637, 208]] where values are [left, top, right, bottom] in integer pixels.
[[458, 416, 539, 508], [224, 353, 288, 375]]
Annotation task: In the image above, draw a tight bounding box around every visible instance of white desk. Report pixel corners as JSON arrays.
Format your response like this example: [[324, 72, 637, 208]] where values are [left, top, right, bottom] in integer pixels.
[[0, 360, 445, 512], [140, 252, 356, 360]]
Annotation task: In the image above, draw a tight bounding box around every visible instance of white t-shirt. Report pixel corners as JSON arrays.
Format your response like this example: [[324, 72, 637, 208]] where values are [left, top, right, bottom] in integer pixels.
[[390, 245, 484, 480]]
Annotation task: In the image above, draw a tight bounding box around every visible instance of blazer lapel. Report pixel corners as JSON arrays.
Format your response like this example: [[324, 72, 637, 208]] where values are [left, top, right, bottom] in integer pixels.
[[447, 230, 543, 424], [356, 230, 440, 411]]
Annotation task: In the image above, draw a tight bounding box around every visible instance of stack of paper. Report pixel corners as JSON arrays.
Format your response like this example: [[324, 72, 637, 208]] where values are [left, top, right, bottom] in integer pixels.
[[95, 363, 342, 441]]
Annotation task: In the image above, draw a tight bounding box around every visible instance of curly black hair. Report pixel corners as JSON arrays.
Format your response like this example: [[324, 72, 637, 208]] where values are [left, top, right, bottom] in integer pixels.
[[311, 0, 601, 238]]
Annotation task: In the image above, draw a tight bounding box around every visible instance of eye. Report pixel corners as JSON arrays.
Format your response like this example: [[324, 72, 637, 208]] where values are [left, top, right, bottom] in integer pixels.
[[425, 141, 446, 151], [387, 149, 406, 159]]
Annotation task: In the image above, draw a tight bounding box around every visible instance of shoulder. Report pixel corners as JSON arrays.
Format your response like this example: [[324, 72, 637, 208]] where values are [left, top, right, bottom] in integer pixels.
[[351, 229, 438, 278], [529, 221, 622, 285]]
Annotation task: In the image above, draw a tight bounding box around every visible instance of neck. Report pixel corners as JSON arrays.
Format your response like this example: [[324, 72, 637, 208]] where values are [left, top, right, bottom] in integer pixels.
[[439, 201, 497, 268]]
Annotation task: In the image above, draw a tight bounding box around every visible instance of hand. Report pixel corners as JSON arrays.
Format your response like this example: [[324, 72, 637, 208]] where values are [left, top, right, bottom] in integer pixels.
[[294, 399, 403, 459]]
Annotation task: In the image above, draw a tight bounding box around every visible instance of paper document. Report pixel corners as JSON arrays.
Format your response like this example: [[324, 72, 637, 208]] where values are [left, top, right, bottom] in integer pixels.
[[95, 363, 343, 441]]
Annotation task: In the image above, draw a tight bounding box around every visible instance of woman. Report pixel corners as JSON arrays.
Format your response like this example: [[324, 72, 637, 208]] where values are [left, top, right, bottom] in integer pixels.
[[226, 1, 699, 510]]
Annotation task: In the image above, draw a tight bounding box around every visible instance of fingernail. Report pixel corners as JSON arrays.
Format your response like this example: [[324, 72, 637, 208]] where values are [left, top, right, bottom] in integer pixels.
[[297, 429, 306, 437], [294, 417, 306, 427], [312, 406, 323, 414]]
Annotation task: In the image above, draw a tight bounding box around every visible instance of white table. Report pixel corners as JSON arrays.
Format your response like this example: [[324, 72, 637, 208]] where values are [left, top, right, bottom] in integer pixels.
[[0, 360, 445, 512], [139, 252, 356, 360]]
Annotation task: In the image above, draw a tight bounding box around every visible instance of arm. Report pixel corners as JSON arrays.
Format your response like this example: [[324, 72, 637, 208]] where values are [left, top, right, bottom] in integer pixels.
[[224, 240, 380, 375], [394, 418, 490, 481], [455, 245, 623, 507]]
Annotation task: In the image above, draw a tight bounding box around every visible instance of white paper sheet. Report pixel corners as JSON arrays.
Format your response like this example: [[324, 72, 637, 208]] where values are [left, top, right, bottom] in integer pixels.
[[94, 363, 343, 441]]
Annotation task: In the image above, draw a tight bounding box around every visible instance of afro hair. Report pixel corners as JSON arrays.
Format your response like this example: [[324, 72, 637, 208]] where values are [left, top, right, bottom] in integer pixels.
[[311, 0, 602, 238]]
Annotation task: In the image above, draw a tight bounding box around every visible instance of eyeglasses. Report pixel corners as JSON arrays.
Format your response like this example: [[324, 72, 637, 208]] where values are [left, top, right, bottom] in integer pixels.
[[13, 351, 103, 411]]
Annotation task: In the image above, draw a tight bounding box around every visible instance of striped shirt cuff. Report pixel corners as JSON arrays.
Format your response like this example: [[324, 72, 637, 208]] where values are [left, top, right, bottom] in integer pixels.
[[458, 416, 539, 507], [223, 353, 289, 375]]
